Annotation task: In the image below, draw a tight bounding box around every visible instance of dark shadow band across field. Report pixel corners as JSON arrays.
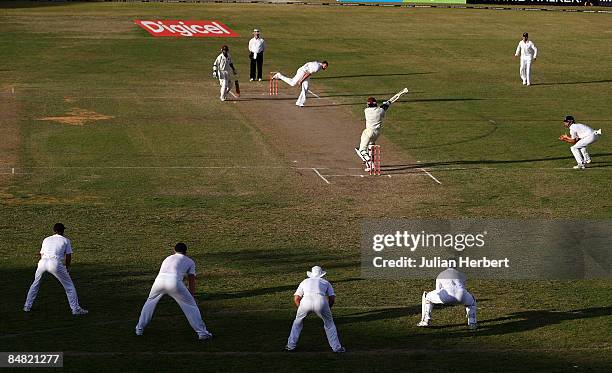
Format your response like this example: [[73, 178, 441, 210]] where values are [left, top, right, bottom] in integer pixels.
[[380, 152, 612, 172]]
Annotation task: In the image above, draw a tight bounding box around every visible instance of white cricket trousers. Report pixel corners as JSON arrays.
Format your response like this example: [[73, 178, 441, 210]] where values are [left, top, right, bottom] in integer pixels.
[[277, 68, 309, 106], [519, 57, 533, 85], [570, 133, 600, 165], [136, 273, 211, 338], [421, 288, 477, 325], [24, 258, 82, 312], [287, 295, 342, 351], [218, 71, 233, 101], [359, 128, 381, 153]]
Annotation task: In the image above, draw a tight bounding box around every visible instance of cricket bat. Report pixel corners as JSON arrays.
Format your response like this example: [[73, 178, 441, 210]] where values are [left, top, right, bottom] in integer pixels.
[[388, 88, 408, 103]]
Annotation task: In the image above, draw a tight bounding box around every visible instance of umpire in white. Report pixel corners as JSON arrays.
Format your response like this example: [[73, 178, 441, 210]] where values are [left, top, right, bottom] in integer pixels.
[[23, 223, 88, 315], [285, 266, 345, 353], [135, 242, 213, 340], [248, 28, 265, 81]]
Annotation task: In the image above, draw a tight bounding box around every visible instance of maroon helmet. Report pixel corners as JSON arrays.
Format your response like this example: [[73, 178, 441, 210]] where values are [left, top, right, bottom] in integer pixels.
[[367, 97, 377, 107]]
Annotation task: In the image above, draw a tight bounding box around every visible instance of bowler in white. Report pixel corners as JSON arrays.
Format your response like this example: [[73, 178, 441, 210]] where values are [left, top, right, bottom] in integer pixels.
[[562, 115, 602, 169], [135, 242, 213, 340], [23, 223, 88, 315], [285, 266, 345, 353], [418, 266, 477, 330], [515, 32, 537, 86], [273, 60, 328, 107]]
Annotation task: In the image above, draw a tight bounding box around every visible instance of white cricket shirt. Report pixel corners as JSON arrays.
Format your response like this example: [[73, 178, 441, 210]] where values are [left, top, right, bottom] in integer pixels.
[[569, 123, 596, 140], [214, 53, 233, 73], [301, 61, 324, 74], [364, 107, 386, 130], [159, 253, 196, 277], [295, 278, 335, 297], [248, 37, 265, 54], [435, 268, 467, 290], [515, 40, 537, 59], [40, 234, 73, 259]]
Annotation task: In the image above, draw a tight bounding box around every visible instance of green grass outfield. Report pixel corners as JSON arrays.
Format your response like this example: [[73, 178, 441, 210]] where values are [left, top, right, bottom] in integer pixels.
[[1, 2, 611, 372]]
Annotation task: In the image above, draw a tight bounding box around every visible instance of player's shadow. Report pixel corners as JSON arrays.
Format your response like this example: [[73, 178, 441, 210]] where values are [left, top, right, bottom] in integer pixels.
[[381, 152, 612, 173], [335, 305, 421, 325], [532, 79, 612, 86], [205, 277, 361, 301], [312, 97, 484, 107], [431, 306, 612, 337], [315, 72, 434, 80]]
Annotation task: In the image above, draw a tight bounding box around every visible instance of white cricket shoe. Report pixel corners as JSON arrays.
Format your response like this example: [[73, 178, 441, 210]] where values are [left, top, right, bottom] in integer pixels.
[[258, 78, 262, 82], [468, 323, 478, 331], [333, 347, 346, 353], [135, 328, 144, 336], [417, 320, 430, 327], [249, 78, 254, 82], [198, 332, 213, 341], [573, 164, 585, 170], [72, 308, 89, 316], [584, 158, 592, 164], [284, 345, 296, 352], [296, 103, 304, 107], [23, 306, 31, 312]]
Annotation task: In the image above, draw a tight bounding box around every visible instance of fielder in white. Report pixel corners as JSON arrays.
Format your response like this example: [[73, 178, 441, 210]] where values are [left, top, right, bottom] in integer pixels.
[[285, 266, 345, 353], [560, 115, 602, 170], [273, 60, 328, 107], [418, 266, 477, 330], [212, 45, 237, 101], [354, 97, 391, 170], [23, 223, 88, 315], [135, 242, 213, 340], [515, 32, 537, 86]]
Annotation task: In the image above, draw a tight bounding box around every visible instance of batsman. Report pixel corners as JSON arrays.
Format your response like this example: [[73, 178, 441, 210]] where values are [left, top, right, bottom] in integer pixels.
[[354, 88, 408, 166]]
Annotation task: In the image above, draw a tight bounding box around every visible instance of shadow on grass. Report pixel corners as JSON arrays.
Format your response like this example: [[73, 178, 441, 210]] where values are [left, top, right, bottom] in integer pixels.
[[532, 79, 612, 86], [428, 306, 612, 337], [207, 278, 361, 301], [310, 97, 484, 108], [314, 72, 434, 80], [381, 152, 612, 173]]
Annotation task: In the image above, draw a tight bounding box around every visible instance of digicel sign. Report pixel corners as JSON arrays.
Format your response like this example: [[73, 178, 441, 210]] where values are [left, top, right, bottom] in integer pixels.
[[135, 20, 238, 38]]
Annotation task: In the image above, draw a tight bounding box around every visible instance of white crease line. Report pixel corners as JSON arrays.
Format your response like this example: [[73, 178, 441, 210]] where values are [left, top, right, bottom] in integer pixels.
[[311, 168, 331, 184], [308, 89, 321, 99], [419, 168, 442, 185]]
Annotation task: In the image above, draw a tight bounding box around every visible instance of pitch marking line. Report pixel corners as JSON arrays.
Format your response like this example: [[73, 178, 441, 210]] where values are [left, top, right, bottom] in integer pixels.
[[311, 168, 331, 184], [419, 168, 442, 185], [308, 89, 321, 99]]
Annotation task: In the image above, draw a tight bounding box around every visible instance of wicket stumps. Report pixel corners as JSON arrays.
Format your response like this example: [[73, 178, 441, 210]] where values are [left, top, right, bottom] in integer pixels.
[[368, 145, 381, 176], [269, 72, 279, 95]]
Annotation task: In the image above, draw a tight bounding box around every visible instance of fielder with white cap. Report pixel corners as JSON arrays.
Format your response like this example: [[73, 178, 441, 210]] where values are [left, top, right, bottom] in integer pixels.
[[418, 266, 477, 330], [23, 223, 88, 315], [285, 266, 345, 353], [559, 115, 602, 169], [273, 60, 328, 107], [515, 32, 538, 86], [212, 45, 237, 101], [135, 242, 213, 340], [354, 97, 391, 170]]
